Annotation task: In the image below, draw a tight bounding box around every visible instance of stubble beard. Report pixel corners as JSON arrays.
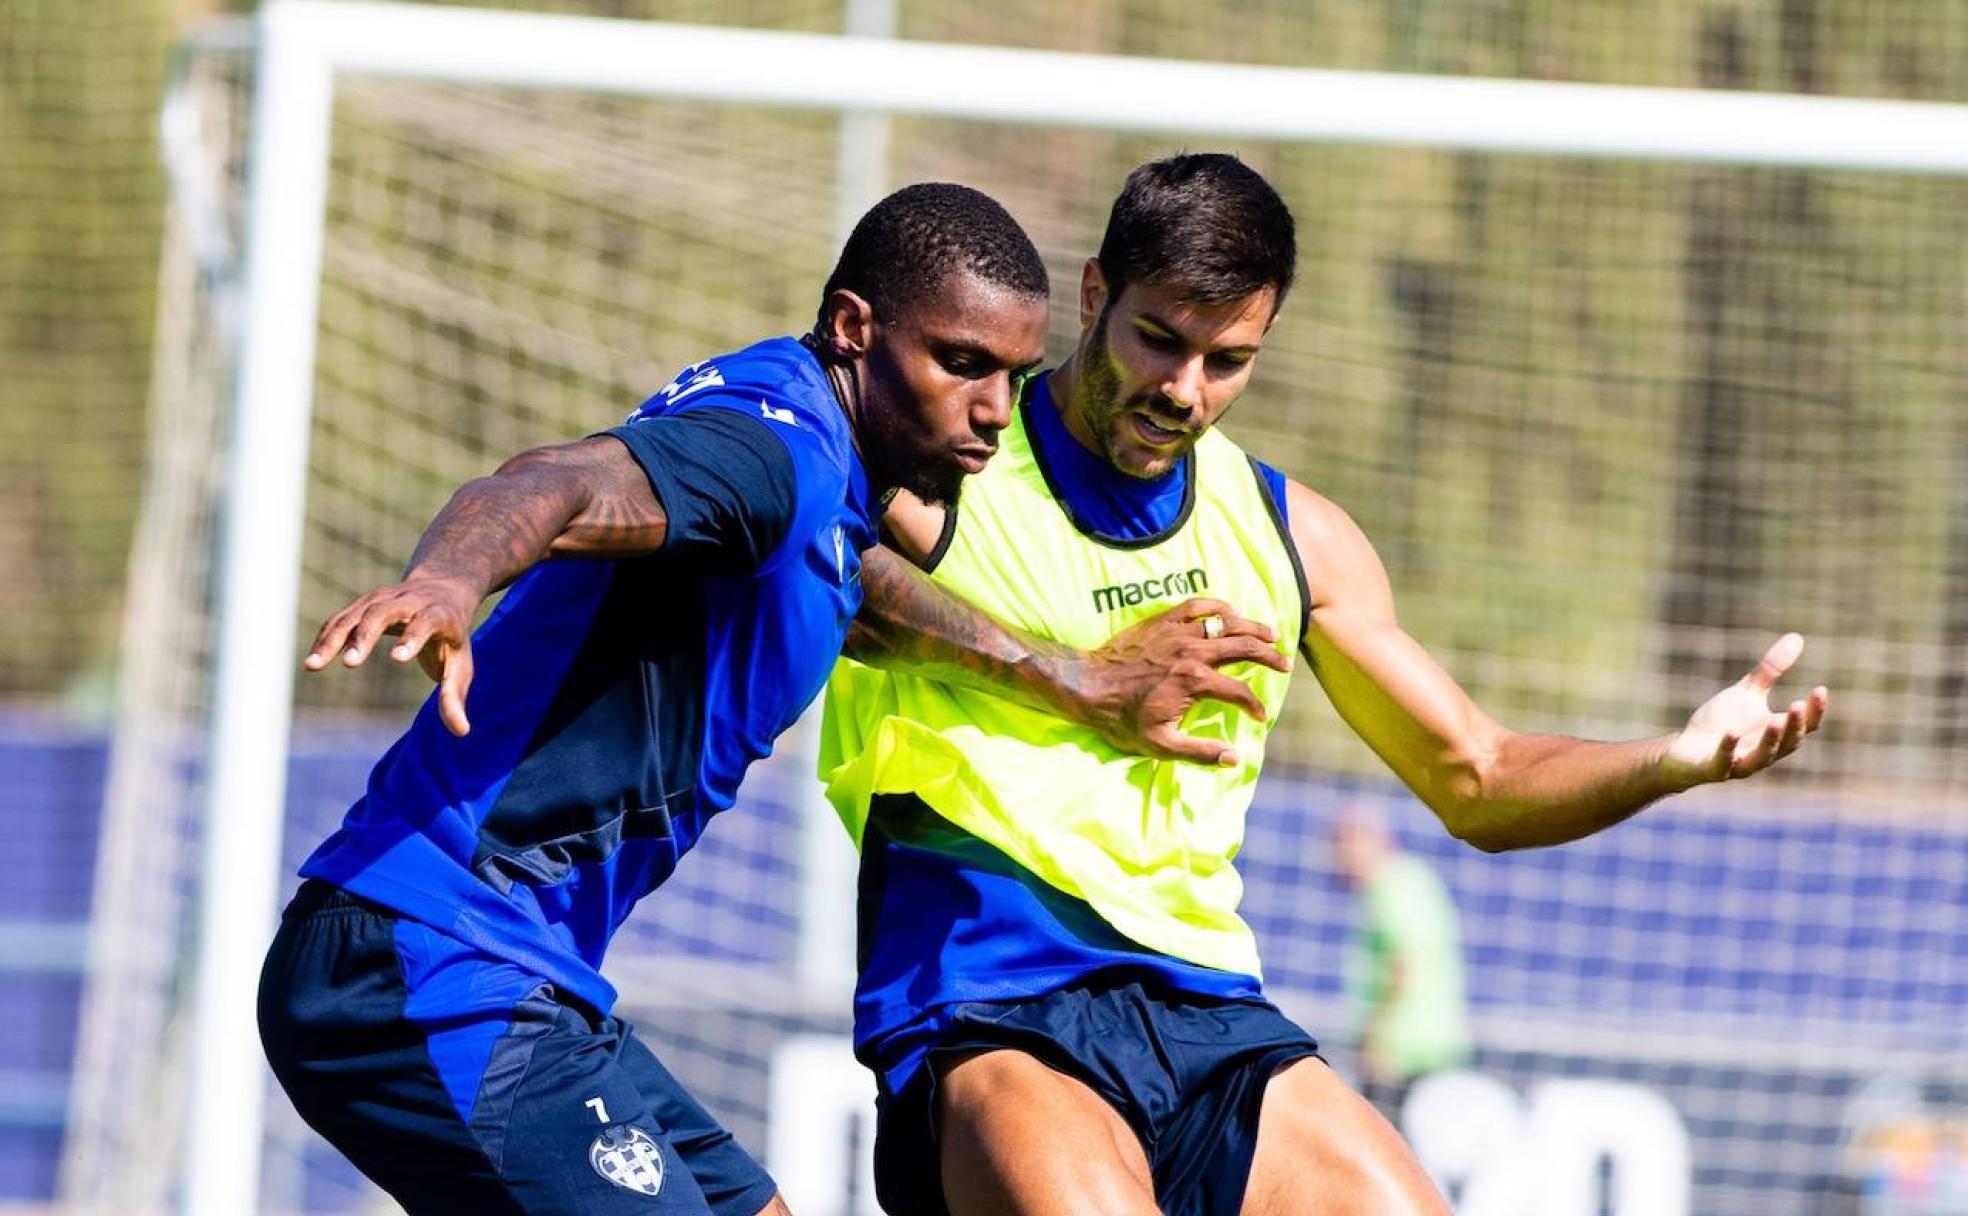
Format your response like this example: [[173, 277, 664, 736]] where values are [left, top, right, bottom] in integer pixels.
[[859, 369, 965, 509], [897, 460, 962, 509], [1080, 313, 1192, 482], [1078, 314, 1145, 479]]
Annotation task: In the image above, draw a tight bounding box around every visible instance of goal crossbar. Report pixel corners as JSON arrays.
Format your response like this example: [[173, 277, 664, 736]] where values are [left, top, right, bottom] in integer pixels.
[[265, 0, 1968, 170]]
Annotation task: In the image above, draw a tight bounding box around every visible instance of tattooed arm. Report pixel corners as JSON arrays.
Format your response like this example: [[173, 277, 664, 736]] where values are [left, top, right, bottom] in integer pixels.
[[411, 438, 668, 583], [302, 436, 664, 735], [846, 544, 1291, 766]]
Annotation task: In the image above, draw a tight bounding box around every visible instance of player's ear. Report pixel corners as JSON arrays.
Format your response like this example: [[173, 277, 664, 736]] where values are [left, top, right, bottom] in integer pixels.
[[1079, 258, 1109, 328], [818, 289, 876, 361]]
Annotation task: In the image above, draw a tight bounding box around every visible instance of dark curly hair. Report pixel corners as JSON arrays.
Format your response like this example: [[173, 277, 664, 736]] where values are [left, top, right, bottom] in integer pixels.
[[820, 182, 1048, 326]]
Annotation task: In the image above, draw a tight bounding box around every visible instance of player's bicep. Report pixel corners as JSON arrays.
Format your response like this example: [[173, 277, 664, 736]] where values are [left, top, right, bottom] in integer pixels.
[[488, 436, 669, 557], [1289, 480, 1502, 807], [1307, 609, 1495, 801]]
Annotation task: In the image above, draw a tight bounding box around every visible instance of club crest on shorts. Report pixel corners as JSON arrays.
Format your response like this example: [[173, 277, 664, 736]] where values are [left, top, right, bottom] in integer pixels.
[[589, 1124, 665, 1196]]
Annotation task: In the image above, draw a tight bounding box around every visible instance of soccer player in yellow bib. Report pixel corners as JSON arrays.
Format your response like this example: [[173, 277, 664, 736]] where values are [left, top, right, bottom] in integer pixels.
[[824, 154, 1829, 1216]]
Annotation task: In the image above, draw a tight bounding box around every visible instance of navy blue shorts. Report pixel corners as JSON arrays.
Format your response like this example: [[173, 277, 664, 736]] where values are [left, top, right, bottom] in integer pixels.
[[258, 881, 777, 1216], [873, 976, 1321, 1216]]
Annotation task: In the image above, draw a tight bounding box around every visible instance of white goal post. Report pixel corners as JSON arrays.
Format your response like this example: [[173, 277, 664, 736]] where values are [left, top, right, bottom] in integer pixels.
[[188, 3, 1968, 1212]]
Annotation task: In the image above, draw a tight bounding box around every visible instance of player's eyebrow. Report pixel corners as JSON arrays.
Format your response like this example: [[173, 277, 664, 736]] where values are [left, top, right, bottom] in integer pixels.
[[1135, 310, 1262, 358], [937, 338, 1041, 374]]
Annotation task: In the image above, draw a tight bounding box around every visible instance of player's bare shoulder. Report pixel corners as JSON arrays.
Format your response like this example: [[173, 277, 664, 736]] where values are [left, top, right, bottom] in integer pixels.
[[1283, 478, 1395, 614], [880, 488, 949, 568]]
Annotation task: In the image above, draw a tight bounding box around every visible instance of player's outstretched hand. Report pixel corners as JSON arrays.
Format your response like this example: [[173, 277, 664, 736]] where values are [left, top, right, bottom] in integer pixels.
[[1073, 597, 1292, 768], [303, 576, 479, 736], [1663, 632, 1829, 787]]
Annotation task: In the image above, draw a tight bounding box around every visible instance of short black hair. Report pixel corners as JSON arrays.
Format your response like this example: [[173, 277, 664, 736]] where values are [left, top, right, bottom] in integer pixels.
[[1095, 153, 1296, 309], [821, 182, 1048, 325]]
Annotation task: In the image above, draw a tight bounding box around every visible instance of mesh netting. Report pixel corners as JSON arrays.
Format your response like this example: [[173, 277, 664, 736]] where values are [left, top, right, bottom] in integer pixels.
[[46, 4, 1968, 1215]]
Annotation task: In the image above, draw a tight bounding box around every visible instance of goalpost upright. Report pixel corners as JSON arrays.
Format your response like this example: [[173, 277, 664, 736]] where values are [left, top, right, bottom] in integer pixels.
[[183, 3, 1968, 1212]]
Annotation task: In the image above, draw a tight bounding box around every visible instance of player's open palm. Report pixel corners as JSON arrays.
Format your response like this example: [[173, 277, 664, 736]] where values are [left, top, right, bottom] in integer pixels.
[[303, 575, 480, 736], [1665, 632, 1829, 787]]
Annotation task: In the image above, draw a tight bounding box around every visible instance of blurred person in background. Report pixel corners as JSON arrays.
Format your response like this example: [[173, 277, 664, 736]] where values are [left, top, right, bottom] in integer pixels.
[[1334, 801, 1473, 1122]]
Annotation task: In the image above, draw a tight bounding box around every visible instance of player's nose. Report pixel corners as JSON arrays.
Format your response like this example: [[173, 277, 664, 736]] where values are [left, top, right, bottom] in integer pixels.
[[974, 371, 1016, 433], [1160, 354, 1205, 406]]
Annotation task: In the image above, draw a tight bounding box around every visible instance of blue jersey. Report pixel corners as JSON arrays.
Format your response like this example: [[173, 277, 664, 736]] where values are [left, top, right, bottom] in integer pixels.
[[302, 337, 877, 1016], [852, 376, 1291, 1095]]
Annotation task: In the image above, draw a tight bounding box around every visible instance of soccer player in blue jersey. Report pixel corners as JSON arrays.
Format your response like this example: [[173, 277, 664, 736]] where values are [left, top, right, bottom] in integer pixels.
[[256, 183, 1122, 1216], [825, 155, 1830, 1216]]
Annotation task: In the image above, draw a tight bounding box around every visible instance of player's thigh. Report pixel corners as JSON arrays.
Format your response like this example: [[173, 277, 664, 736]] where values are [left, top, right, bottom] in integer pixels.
[[936, 1047, 1158, 1216], [259, 889, 524, 1213], [615, 1024, 782, 1216], [1240, 1057, 1450, 1216], [492, 1010, 718, 1214]]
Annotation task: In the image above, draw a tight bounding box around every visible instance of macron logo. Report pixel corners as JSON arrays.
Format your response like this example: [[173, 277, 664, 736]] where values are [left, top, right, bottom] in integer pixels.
[[1091, 567, 1208, 613], [760, 400, 799, 426]]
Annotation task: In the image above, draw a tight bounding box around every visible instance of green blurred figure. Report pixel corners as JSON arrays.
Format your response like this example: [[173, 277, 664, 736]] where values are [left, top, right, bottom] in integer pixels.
[[1337, 804, 1474, 1121]]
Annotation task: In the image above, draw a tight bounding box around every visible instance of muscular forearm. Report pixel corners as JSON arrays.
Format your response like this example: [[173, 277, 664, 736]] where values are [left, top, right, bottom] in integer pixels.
[[845, 545, 1080, 714], [1296, 479, 1822, 853], [302, 440, 665, 735], [1309, 613, 1699, 852], [403, 439, 667, 596], [403, 464, 589, 597], [1438, 730, 1686, 852]]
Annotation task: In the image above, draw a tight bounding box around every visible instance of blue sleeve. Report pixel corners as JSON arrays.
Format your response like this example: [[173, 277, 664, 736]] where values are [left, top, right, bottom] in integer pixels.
[[1254, 459, 1290, 527], [598, 406, 797, 572]]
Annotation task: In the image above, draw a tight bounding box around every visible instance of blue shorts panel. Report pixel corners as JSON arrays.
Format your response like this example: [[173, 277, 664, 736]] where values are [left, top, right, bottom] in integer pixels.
[[872, 976, 1320, 1216], [259, 881, 777, 1216]]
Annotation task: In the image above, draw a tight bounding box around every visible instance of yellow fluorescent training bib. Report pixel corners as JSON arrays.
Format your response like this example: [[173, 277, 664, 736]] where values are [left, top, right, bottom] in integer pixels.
[[821, 398, 1306, 977]]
